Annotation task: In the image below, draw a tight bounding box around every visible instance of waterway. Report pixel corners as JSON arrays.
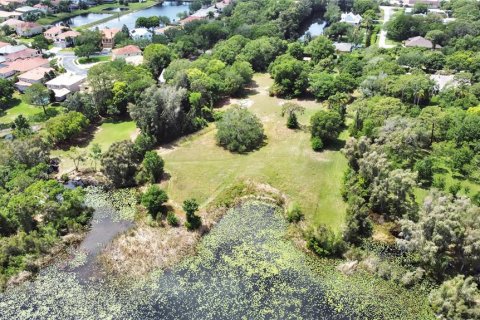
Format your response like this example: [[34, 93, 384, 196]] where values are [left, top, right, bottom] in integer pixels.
[[56, 13, 112, 27], [95, 1, 189, 30]]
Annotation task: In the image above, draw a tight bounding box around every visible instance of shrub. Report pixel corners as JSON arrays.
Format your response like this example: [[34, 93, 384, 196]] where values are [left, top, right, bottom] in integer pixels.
[[310, 110, 343, 146], [216, 105, 265, 153], [183, 198, 201, 230], [141, 185, 168, 218], [101, 140, 141, 187], [136, 151, 164, 184], [287, 203, 304, 223], [311, 137, 324, 151], [166, 211, 179, 226], [306, 225, 346, 257], [44, 111, 89, 145]]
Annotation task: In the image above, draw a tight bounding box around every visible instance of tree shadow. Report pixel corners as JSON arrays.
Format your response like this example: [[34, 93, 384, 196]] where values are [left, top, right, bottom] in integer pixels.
[[56, 124, 97, 151], [29, 107, 60, 122], [323, 138, 346, 151]]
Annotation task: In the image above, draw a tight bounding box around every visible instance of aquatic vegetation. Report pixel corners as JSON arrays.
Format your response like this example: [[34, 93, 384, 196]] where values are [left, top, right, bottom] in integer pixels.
[[84, 186, 138, 221], [0, 201, 434, 319]]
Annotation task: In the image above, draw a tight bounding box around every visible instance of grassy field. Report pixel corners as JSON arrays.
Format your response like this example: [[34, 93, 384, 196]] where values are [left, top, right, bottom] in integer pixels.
[[0, 94, 44, 124], [159, 74, 348, 231], [52, 120, 137, 173], [78, 56, 111, 64]]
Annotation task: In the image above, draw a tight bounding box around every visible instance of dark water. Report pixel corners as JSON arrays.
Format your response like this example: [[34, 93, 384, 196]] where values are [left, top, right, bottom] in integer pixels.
[[95, 1, 189, 30], [56, 13, 112, 27], [0, 200, 353, 319], [299, 17, 327, 41]]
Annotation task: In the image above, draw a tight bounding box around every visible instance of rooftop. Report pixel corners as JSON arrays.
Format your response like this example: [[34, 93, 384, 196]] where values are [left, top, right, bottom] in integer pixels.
[[44, 25, 67, 35], [0, 18, 24, 27], [112, 45, 141, 56], [56, 30, 80, 39], [0, 44, 27, 55], [16, 21, 42, 30], [18, 66, 53, 81], [405, 36, 439, 48], [5, 56, 49, 73], [0, 10, 22, 18], [334, 42, 353, 52], [15, 6, 39, 13], [101, 28, 121, 39], [46, 73, 86, 86], [5, 47, 38, 61]]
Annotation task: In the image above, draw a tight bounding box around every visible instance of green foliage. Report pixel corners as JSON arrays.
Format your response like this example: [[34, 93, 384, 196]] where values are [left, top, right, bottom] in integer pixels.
[[429, 275, 480, 320], [305, 36, 335, 63], [238, 36, 287, 71], [143, 43, 173, 79], [310, 110, 343, 146], [0, 79, 14, 106], [74, 30, 102, 59], [141, 185, 168, 218], [215, 106, 265, 153], [306, 224, 346, 257], [101, 140, 140, 187], [286, 203, 304, 223], [166, 211, 179, 226], [311, 136, 324, 151], [269, 54, 309, 97], [183, 198, 201, 230], [343, 195, 373, 244], [24, 83, 51, 114], [44, 111, 89, 145], [136, 151, 164, 184]]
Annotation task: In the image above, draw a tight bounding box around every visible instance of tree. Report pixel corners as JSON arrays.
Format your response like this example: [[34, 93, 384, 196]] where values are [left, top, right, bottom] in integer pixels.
[[238, 36, 287, 72], [324, 2, 341, 23], [426, 30, 446, 49], [11, 115, 32, 137], [305, 36, 335, 63], [0, 79, 14, 106], [343, 195, 373, 244], [44, 112, 89, 145], [310, 110, 343, 148], [399, 190, 480, 276], [429, 276, 480, 320], [213, 35, 249, 64], [309, 72, 337, 100], [129, 85, 189, 142], [67, 147, 86, 172], [32, 34, 51, 51], [281, 102, 305, 129], [101, 140, 140, 187], [413, 2, 428, 14], [141, 185, 168, 218], [24, 83, 50, 114], [137, 151, 164, 184], [64, 92, 98, 122], [183, 198, 201, 230], [143, 43, 173, 79], [268, 54, 309, 97], [216, 106, 265, 153], [89, 143, 102, 171], [306, 224, 346, 257], [74, 30, 102, 60], [353, 0, 378, 14]]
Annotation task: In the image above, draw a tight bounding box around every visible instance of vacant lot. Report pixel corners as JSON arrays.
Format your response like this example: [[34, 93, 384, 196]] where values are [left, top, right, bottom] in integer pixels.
[[160, 74, 348, 231]]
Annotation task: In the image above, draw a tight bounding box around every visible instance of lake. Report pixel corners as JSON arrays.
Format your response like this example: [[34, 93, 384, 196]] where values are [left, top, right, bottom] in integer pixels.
[[299, 18, 327, 41], [95, 1, 189, 30], [56, 13, 112, 27]]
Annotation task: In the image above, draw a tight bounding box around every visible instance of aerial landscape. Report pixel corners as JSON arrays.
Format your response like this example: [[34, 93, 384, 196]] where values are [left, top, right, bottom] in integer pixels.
[[0, 0, 479, 318]]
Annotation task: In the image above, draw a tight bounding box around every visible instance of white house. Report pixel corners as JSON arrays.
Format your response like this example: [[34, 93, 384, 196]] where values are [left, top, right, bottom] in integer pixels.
[[341, 12, 362, 25], [45, 73, 86, 101], [130, 28, 152, 41]]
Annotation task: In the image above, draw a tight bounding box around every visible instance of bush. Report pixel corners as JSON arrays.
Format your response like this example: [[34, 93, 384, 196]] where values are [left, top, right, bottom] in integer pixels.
[[141, 185, 168, 218], [134, 133, 157, 156], [216, 105, 265, 153], [183, 198, 201, 230], [311, 137, 324, 151], [287, 203, 304, 223], [136, 151, 164, 184], [101, 140, 141, 187], [166, 211, 179, 226], [310, 110, 343, 146], [306, 225, 346, 257], [44, 111, 89, 145]]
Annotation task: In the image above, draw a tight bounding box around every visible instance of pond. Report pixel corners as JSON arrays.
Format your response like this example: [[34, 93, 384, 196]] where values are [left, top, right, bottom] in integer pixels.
[[0, 199, 432, 319], [102, 7, 129, 12], [94, 1, 189, 30], [56, 13, 112, 28], [299, 18, 327, 41]]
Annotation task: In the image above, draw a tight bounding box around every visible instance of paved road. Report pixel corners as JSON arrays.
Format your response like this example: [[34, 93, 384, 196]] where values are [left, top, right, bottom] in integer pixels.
[[54, 51, 110, 76], [379, 6, 396, 49]]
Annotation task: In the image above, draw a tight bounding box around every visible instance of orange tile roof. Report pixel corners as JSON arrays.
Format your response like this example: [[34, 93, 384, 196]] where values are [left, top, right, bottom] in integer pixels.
[[0, 41, 9, 49], [112, 45, 141, 56], [5, 48, 39, 61], [56, 30, 80, 39], [101, 28, 121, 39], [5, 57, 49, 73], [18, 66, 53, 81]]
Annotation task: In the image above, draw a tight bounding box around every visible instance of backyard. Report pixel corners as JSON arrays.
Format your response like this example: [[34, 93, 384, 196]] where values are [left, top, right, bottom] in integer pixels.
[[159, 74, 348, 231]]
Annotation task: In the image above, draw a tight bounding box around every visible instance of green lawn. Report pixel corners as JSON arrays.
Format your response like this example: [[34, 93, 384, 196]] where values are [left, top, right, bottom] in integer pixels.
[[78, 55, 110, 64], [0, 94, 44, 124], [52, 120, 137, 173], [159, 74, 348, 231]]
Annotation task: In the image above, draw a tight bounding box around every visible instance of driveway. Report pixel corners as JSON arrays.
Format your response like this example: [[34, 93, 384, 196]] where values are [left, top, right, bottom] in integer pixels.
[[55, 51, 110, 76], [379, 6, 396, 49]]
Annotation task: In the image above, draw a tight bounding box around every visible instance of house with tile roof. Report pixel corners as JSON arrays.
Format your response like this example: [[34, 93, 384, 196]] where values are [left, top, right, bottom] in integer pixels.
[[4, 47, 39, 62], [404, 36, 438, 49], [112, 45, 142, 60], [46, 73, 86, 101], [101, 28, 121, 48], [0, 56, 49, 78], [44, 25, 68, 39], [15, 21, 43, 37], [15, 66, 53, 91], [341, 12, 362, 25], [0, 10, 21, 22], [54, 30, 80, 48], [0, 18, 23, 28]]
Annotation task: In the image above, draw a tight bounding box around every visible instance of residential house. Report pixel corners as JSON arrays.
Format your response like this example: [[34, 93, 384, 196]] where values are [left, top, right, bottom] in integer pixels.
[[0, 0, 27, 9], [154, 25, 175, 35], [404, 36, 438, 49], [54, 30, 80, 48], [430, 74, 461, 92], [129, 28, 151, 41], [15, 66, 53, 91], [0, 44, 26, 55], [15, 21, 43, 37], [101, 28, 121, 49], [112, 45, 141, 60], [341, 12, 362, 25], [0, 56, 49, 78], [4, 47, 40, 62], [44, 25, 68, 40], [33, 3, 51, 14], [179, 15, 204, 26], [0, 10, 21, 22], [45, 73, 86, 101], [0, 18, 24, 28], [15, 6, 42, 19]]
